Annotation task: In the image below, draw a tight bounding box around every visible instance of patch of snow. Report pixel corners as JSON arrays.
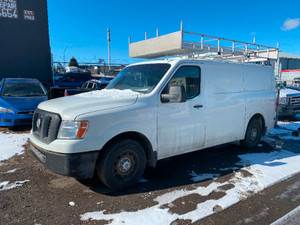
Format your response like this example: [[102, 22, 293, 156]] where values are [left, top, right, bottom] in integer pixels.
[[189, 171, 220, 182], [266, 122, 300, 141], [75, 89, 140, 99], [277, 121, 300, 131], [0, 132, 29, 162], [0, 180, 29, 191], [3, 169, 18, 174], [81, 150, 300, 224], [69, 201, 77, 207]]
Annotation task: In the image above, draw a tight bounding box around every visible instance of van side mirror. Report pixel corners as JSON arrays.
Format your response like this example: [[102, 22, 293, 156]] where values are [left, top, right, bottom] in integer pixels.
[[161, 85, 186, 103]]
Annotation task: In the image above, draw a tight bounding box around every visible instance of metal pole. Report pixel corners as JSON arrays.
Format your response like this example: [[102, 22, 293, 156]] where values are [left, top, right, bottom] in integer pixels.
[[275, 63, 282, 127], [180, 21, 183, 31], [107, 28, 111, 71], [145, 32, 147, 40], [275, 43, 280, 127], [63, 45, 70, 68], [156, 29, 159, 37]]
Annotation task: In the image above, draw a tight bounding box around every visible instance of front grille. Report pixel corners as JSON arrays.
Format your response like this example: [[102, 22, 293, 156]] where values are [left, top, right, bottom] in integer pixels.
[[15, 119, 32, 123], [17, 110, 34, 115], [1, 119, 11, 122], [289, 96, 300, 105], [32, 108, 61, 144]]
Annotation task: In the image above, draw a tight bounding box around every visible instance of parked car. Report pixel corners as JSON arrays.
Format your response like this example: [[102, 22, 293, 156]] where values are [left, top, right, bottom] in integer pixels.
[[30, 59, 276, 190], [0, 78, 48, 126], [55, 72, 92, 88], [99, 76, 114, 84], [278, 87, 300, 118], [64, 78, 114, 96], [286, 85, 300, 91]]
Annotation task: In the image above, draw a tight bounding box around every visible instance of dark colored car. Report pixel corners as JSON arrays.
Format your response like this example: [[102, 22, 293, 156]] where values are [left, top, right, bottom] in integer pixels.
[[55, 72, 92, 88], [278, 87, 300, 119], [0, 78, 48, 126], [64, 78, 114, 96], [99, 76, 114, 84]]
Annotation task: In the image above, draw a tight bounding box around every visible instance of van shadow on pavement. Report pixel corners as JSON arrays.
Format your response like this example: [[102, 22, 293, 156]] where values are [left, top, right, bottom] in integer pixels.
[[79, 141, 278, 196]]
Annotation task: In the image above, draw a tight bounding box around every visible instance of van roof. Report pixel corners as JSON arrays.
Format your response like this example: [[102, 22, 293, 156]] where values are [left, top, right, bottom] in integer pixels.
[[129, 58, 272, 68]]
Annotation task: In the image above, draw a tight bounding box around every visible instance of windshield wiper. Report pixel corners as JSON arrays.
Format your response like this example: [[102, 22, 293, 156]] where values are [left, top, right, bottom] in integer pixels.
[[25, 94, 43, 97], [2, 94, 18, 97]]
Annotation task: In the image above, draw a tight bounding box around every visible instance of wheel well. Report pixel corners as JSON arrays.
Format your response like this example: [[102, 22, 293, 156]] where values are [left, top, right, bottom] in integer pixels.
[[100, 132, 156, 168], [248, 114, 266, 135]]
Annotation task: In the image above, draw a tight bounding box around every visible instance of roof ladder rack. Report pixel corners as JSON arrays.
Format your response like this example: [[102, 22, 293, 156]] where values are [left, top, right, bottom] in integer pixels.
[[129, 23, 279, 65]]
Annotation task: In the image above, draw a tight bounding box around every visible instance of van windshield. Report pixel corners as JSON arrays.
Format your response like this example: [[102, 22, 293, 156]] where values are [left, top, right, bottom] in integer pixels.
[[106, 63, 171, 94]]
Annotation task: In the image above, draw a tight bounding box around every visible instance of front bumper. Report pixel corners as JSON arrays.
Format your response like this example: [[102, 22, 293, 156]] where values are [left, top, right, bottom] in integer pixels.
[[0, 113, 33, 126], [30, 141, 99, 179], [278, 104, 300, 117]]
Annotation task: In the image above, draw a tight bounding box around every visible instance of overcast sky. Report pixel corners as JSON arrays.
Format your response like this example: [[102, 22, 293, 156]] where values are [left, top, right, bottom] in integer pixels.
[[47, 0, 300, 64]]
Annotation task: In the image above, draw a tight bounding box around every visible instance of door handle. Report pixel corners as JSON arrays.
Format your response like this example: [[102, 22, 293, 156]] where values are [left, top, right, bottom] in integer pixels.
[[194, 105, 203, 108]]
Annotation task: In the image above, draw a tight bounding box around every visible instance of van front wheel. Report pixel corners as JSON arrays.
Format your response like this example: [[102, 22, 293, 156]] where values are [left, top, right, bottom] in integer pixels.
[[96, 138, 146, 190], [240, 118, 262, 149]]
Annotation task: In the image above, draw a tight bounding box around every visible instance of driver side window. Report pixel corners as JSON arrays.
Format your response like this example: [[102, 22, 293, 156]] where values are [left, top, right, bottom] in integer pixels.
[[163, 66, 200, 99]]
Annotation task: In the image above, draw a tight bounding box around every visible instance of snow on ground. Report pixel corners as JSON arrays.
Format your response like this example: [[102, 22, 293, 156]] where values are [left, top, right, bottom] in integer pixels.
[[277, 121, 300, 131], [0, 122, 299, 223], [81, 149, 300, 224], [81, 123, 300, 225], [267, 122, 300, 141], [0, 180, 30, 191], [0, 132, 29, 163], [0, 131, 29, 191]]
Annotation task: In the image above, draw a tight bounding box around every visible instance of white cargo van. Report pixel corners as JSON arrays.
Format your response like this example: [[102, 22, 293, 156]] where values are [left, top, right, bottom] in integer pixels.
[[30, 59, 276, 190]]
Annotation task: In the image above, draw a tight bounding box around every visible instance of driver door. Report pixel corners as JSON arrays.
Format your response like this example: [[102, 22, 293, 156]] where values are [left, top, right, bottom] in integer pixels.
[[157, 65, 205, 158]]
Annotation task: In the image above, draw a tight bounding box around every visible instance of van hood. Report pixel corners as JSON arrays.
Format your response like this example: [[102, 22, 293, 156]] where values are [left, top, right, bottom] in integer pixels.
[[38, 89, 140, 119]]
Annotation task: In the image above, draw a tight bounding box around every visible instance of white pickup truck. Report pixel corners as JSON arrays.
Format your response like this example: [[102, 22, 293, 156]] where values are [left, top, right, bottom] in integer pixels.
[[30, 59, 276, 190]]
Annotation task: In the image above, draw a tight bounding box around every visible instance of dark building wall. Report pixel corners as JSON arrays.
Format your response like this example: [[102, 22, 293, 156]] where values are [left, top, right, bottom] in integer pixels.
[[280, 58, 300, 70], [0, 0, 52, 86]]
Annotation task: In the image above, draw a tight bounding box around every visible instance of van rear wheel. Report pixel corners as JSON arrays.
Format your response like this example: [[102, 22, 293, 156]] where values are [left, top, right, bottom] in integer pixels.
[[96, 138, 146, 190], [240, 118, 262, 149]]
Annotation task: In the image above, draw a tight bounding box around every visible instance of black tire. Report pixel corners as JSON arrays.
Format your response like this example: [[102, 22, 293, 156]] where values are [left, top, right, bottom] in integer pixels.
[[96, 138, 146, 190], [240, 118, 262, 149]]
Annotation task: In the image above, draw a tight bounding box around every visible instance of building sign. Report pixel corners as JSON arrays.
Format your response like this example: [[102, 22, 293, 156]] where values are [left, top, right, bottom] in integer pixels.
[[24, 10, 34, 21], [0, 0, 18, 19]]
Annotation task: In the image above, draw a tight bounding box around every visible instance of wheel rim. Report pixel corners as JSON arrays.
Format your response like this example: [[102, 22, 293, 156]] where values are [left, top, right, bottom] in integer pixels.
[[113, 151, 136, 177], [250, 127, 258, 142]]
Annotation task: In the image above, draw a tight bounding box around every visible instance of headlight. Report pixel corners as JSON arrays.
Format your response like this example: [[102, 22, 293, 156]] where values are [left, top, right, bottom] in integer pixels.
[[279, 97, 287, 104], [0, 107, 14, 113], [58, 121, 89, 139]]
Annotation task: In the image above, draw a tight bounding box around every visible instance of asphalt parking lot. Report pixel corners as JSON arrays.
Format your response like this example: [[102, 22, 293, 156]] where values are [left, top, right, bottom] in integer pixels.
[[0, 123, 300, 225]]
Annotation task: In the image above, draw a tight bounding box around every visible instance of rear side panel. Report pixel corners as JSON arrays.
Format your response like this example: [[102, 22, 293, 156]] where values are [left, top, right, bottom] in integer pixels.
[[243, 65, 276, 131], [204, 63, 246, 147]]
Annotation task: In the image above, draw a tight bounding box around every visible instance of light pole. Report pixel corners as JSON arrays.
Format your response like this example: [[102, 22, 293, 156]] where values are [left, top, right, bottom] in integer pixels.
[[63, 45, 70, 68]]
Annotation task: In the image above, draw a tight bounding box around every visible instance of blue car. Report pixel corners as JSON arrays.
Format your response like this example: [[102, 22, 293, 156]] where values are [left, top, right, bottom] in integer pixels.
[[0, 78, 48, 126]]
